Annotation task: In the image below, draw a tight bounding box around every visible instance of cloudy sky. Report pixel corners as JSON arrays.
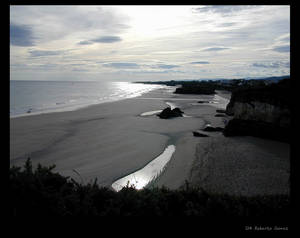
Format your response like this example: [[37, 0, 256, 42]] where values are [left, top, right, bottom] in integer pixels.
[[10, 5, 290, 81]]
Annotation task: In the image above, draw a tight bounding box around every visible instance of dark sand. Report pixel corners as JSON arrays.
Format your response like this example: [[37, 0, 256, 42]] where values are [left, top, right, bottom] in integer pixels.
[[10, 88, 289, 196]]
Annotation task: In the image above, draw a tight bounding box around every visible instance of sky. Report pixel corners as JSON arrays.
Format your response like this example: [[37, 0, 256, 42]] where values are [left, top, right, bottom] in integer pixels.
[[10, 5, 290, 82]]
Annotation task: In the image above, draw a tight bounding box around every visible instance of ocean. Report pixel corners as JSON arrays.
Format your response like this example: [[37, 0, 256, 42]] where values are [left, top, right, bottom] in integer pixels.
[[10, 80, 164, 118]]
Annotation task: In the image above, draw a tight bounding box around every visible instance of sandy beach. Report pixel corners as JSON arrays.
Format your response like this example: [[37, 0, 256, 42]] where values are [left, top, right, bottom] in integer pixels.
[[10, 87, 290, 196]]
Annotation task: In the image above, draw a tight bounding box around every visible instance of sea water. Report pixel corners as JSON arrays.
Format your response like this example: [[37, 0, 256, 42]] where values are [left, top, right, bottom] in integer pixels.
[[10, 80, 163, 117]]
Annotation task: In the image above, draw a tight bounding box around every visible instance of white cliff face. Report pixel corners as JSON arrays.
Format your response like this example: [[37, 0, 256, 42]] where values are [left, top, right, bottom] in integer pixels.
[[227, 101, 290, 128]]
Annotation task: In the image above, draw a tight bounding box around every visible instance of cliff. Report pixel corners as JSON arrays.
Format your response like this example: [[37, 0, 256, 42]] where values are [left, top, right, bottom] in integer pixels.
[[174, 82, 215, 95], [224, 78, 290, 142]]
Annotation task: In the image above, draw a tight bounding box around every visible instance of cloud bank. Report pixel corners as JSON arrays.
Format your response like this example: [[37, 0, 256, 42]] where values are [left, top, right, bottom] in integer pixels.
[[10, 5, 290, 81]]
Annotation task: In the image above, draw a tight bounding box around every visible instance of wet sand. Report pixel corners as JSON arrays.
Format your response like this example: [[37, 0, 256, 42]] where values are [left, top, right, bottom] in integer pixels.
[[10, 87, 290, 196]]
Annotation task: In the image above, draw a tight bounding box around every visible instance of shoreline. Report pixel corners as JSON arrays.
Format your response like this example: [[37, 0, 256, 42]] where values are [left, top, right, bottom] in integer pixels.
[[10, 87, 201, 185], [10, 81, 169, 119], [10, 87, 290, 196]]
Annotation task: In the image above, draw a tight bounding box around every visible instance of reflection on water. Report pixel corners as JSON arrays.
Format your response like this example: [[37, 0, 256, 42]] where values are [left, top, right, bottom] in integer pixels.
[[140, 110, 162, 116], [112, 145, 176, 192]]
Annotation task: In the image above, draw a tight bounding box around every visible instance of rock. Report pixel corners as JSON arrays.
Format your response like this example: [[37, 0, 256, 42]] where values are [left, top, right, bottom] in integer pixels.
[[172, 107, 184, 114], [216, 109, 227, 113], [157, 107, 184, 119], [225, 78, 290, 127], [223, 119, 289, 142], [223, 78, 290, 142], [198, 101, 210, 104], [202, 126, 224, 132], [193, 131, 209, 137], [215, 114, 226, 117], [174, 85, 215, 95]]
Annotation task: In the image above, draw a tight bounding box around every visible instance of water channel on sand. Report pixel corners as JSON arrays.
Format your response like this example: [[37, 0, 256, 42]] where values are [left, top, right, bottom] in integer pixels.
[[112, 145, 176, 191]]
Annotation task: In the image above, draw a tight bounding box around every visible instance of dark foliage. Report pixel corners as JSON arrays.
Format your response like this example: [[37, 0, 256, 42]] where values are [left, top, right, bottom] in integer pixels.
[[10, 159, 290, 216]]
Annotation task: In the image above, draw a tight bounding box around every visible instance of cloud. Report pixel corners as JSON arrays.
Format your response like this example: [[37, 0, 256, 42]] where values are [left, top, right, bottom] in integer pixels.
[[217, 22, 237, 27], [156, 64, 179, 69], [202, 47, 230, 52], [192, 6, 255, 15], [122, 69, 184, 74], [78, 36, 122, 45], [252, 62, 290, 68], [92, 36, 122, 43], [10, 6, 290, 81], [277, 34, 290, 42], [78, 40, 93, 45], [190, 61, 210, 64], [10, 23, 36, 46], [103, 62, 140, 68], [10, 6, 130, 45], [71, 68, 89, 72], [272, 45, 290, 53], [28, 50, 64, 57]]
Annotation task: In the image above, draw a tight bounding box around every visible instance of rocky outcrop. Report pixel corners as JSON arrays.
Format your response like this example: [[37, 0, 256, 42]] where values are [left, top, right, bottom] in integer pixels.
[[226, 101, 290, 127], [215, 114, 226, 117], [224, 78, 290, 142], [223, 119, 289, 142], [216, 109, 227, 114], [174, 83, 215, 95], [193, 131, 209, 137], [157, 107, 184, 119], [202, 125, 224, 132]]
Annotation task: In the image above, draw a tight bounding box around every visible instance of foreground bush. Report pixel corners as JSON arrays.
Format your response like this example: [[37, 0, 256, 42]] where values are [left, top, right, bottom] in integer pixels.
[[10, 159, 290, 216]]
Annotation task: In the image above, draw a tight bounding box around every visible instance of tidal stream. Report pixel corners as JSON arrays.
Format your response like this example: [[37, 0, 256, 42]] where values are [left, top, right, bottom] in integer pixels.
[[112, 145, 176, 191]]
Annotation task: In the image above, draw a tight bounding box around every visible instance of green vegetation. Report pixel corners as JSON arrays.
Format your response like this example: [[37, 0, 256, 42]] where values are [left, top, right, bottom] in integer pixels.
[[10, 159, 290, 216]]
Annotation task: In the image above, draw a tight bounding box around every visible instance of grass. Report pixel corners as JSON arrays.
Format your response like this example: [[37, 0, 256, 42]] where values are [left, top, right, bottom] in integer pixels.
[[10, 158, 290, 216]]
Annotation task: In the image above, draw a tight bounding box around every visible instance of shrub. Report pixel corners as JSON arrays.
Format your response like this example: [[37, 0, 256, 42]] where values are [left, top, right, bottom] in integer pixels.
[[10, 159, 290, 216]]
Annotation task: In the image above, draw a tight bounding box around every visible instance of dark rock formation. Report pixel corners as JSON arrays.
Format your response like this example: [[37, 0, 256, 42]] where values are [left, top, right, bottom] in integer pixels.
[[193, 131, 209, 137], [175, 87, 215, 95], [174, 82, 216, 95], [224, 78, 290, 142], [202, 125, 224, 132], [216, 109, 227, 113], [223, 119, 290, 142], [225, 78, 290, 122], [215, 114, 226, 117], [172, 107, 184, 114], [157, 107, 184, 119]]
